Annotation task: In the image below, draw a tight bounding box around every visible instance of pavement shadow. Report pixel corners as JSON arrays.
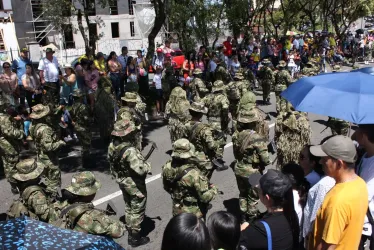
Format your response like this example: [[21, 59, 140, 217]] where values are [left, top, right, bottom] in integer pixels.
[[119, 215, 158, 237], [223, 198, 241, 219], [268, 111, 277, 118], [142, 120, 167, 147], [314, 119, 328, 126]]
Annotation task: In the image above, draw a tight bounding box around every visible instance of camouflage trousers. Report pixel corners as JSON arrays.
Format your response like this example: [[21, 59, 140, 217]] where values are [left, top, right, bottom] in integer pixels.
[[42, 89, 60, 107], [38, 153, 61, 194], [275, 91, 290, 114], [119, 177, 147, 233], [229, 101, 239, 132], [2, 154, 18, 184], [262, 82, 271, 102], [75, 126, 92, 155], [208, 120, 227, 159], [172, 200, 205, 219], [168, 118, 186, 144]]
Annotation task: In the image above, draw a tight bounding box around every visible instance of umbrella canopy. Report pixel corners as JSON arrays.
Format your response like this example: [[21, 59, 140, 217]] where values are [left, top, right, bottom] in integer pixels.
[[281, 72, 374, 124], [42, 43, 59, 52], [0, 216, 124, 249], [286, 31, 298, 36], [352, 67, 374, 75]]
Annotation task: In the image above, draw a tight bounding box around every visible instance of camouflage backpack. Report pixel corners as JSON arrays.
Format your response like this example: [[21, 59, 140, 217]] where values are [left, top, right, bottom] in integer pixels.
[[51, 202, 94, 229], [226, 82, 241, 100], [7, 186, 44, 220]]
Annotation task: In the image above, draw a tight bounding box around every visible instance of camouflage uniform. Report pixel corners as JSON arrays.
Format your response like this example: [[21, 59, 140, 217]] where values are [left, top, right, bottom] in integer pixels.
[[56, 172, 125, 238], [237, 92, 269, 140], [275, 111, 311, 168], [274, 61, 292, 114], [95, 77, 115, 142], [327, 117, 350, 136], [0, 98, 24, 191], [30, 104, 66, 195], [232, 109, 270, 223], [257, 59, 274, 104], [161, 65, 178, 101], [165, 87, 191, 143], [203, 80, 230, 158], [162, 139, 218, 219], [108, 120, 151, 246], [190, 68, 209, 101], [70, 89, 92, 158], [118, 92, 144, 151], [7, 159, 57, 222], [226, 72, 248, 131], [214, 64, 231, 84], [300, 61, 318, 77]]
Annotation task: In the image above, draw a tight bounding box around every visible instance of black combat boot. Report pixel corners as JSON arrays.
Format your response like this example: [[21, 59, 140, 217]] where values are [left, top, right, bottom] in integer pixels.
[[10, 183, 19, 194], [128, 231, 150, 248]]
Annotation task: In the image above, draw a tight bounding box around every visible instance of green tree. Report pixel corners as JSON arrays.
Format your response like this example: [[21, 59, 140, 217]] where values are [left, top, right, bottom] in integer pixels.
[[42, 0, 108, 54]]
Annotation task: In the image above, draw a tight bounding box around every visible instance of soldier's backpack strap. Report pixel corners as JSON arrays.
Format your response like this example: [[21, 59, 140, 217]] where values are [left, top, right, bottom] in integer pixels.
[[59, 203, 94, 229], [172, 167, 196, 186], [240, 131, 267, 154], [189, 122, 206, 143]]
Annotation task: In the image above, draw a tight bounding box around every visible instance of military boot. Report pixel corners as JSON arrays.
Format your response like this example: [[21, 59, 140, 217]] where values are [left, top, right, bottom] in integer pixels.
[[128, 231, 150, 248], [10, 182, 19, 194]]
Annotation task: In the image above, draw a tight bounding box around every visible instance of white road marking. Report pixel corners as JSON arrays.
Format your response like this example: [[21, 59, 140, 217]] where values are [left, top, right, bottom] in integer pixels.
[[93, 122, 276, 206]]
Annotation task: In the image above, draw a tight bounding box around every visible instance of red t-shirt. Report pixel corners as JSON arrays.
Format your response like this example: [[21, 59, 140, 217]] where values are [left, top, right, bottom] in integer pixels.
[[223, 41, 232, 56]]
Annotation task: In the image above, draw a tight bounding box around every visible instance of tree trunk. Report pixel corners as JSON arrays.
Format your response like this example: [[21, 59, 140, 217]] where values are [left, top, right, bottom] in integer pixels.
[[147, 0, 167, 61], [77, 9, 90, 54], [83, 10, 95, 54]]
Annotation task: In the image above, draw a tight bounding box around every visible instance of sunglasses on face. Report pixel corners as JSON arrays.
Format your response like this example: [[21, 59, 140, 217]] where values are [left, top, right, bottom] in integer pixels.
[[3, 66, 10, 69]]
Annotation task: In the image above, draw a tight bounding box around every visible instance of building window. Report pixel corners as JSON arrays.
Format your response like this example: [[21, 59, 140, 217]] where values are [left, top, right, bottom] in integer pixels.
[[0, 1, 4, 10], [109, 0, 118, 15], [62, 24, 75, 49], [111, 22, 119, 38], [128, 0, 135, 15], [88, 23, 98, 48], [130, 21, 135, 37], [86, 0, 96, 16]]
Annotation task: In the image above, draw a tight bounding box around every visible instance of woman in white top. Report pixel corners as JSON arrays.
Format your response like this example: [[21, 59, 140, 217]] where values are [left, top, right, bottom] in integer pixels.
[[299, 145, 322, 187], [230, 55, 241, 77], [22, 63, 42, 108]]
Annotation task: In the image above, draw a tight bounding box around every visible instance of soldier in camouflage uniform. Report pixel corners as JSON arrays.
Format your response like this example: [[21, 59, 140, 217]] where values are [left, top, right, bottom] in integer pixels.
[[0, 97, 24, 193], [29, 104, 66, 196], [232, 109, 270, 223], [118, 92, 143, 150], [41, 82, 60, 107], [274, 60, 292, 114], [257, 59, 274, 105], [165, 86, 191, 143], [189, 68, 209, 101], [183, 102, 226, 178], [161, 61, 178, 102], [54, 171, 125, 238], [108, 120, 151, 247], [243, 68, 256, 90], [95, 77, 115, 142], [275, 111, 311, 168], [300, 61, 318, 77], [331, 65, 341, 72], [214, 62, 231, 83], [70, 89, 92, 161], [162, 138, 218, 219], [326, 117, 350, 136], [226, 72, 248, 132], [203, 80, 230, 159], [7, 158, 57, 222]]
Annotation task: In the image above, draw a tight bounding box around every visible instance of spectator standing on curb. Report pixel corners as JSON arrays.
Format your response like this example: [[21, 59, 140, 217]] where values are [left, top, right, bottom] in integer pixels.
[[107, 51, 122, 100], [299, 145, 322, 186], [12, 47, 32, 106], [22, 63, 42, 109], [355, 124, 374, 250], [153, 65, 163, 116], [309, 135, 368, 250], [0, 62, 18, 106], [93, 52, 106, 76], [118, 46, 129, 93]]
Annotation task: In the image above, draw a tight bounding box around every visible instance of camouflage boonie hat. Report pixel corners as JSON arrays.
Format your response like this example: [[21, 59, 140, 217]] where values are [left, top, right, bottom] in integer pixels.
[[13, 158, 44, 182], [111, 119, 136, 137], [43, 82, 57, 90], [332, 65, 341, 72], [72, 88, 85, 97], [171, 138, 196, 159], [262, 58, 271, 65], [237, 109, 259, 123], [240, 92, 257, 105], [282, 112, 298, 131], [278, 60, 287, 68], [65, 171, 102, 196], [193, 68, 203, 75], [309, 59, 318, 64], [234, 72, 244, 80], [121, 92, 137, 103], [212, 80, 225, 92], [189, 102, 207, 114], [29, 104, 50, 119]]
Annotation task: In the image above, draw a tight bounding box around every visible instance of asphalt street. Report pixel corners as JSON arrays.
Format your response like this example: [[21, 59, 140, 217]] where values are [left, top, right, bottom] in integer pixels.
[[0, 63, 364, 249]]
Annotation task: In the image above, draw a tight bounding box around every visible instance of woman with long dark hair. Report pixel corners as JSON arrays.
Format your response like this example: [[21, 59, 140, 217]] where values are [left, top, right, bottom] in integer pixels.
[[161, 213, 211, 250], [207, 211, 240, 250], [240, 169, 299, 250], [299, 145, 323, 186], [22, 63, 42, 108], [107, 51, 122, 99]]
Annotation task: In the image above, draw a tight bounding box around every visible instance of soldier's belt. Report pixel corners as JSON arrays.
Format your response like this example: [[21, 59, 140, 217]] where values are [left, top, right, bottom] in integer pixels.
[[208, 117, 221, 122]]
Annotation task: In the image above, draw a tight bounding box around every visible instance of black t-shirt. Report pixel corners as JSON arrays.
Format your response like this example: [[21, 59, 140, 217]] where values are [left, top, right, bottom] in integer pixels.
[[239, 212, 293, 250]]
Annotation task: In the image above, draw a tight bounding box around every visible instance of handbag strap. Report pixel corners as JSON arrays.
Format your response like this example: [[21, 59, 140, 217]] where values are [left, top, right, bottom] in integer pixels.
[[260, 221, 272, 250]]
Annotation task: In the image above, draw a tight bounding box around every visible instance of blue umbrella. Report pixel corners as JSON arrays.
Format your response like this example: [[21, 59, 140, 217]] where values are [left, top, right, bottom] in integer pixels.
[[0, 216, 124, 249], [352, 67, 374, 75], [281, 72, 374, 124]]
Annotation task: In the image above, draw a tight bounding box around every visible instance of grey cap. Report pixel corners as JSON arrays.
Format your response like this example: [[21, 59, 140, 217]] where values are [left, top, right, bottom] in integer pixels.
[[310, 135, 357, 163]]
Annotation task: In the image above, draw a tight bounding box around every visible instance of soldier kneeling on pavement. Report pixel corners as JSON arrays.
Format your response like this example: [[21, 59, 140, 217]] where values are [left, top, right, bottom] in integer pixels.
[[162, 138, 218, 220], [7, 158, 57, 222], [51, 171, 125, 238]]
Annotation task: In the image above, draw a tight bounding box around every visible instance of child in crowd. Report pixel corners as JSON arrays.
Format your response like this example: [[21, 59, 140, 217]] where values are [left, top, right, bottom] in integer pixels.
[[251, 47, 260, 67], [153, 66, 163, 116], [207, 211, 240, 250]]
